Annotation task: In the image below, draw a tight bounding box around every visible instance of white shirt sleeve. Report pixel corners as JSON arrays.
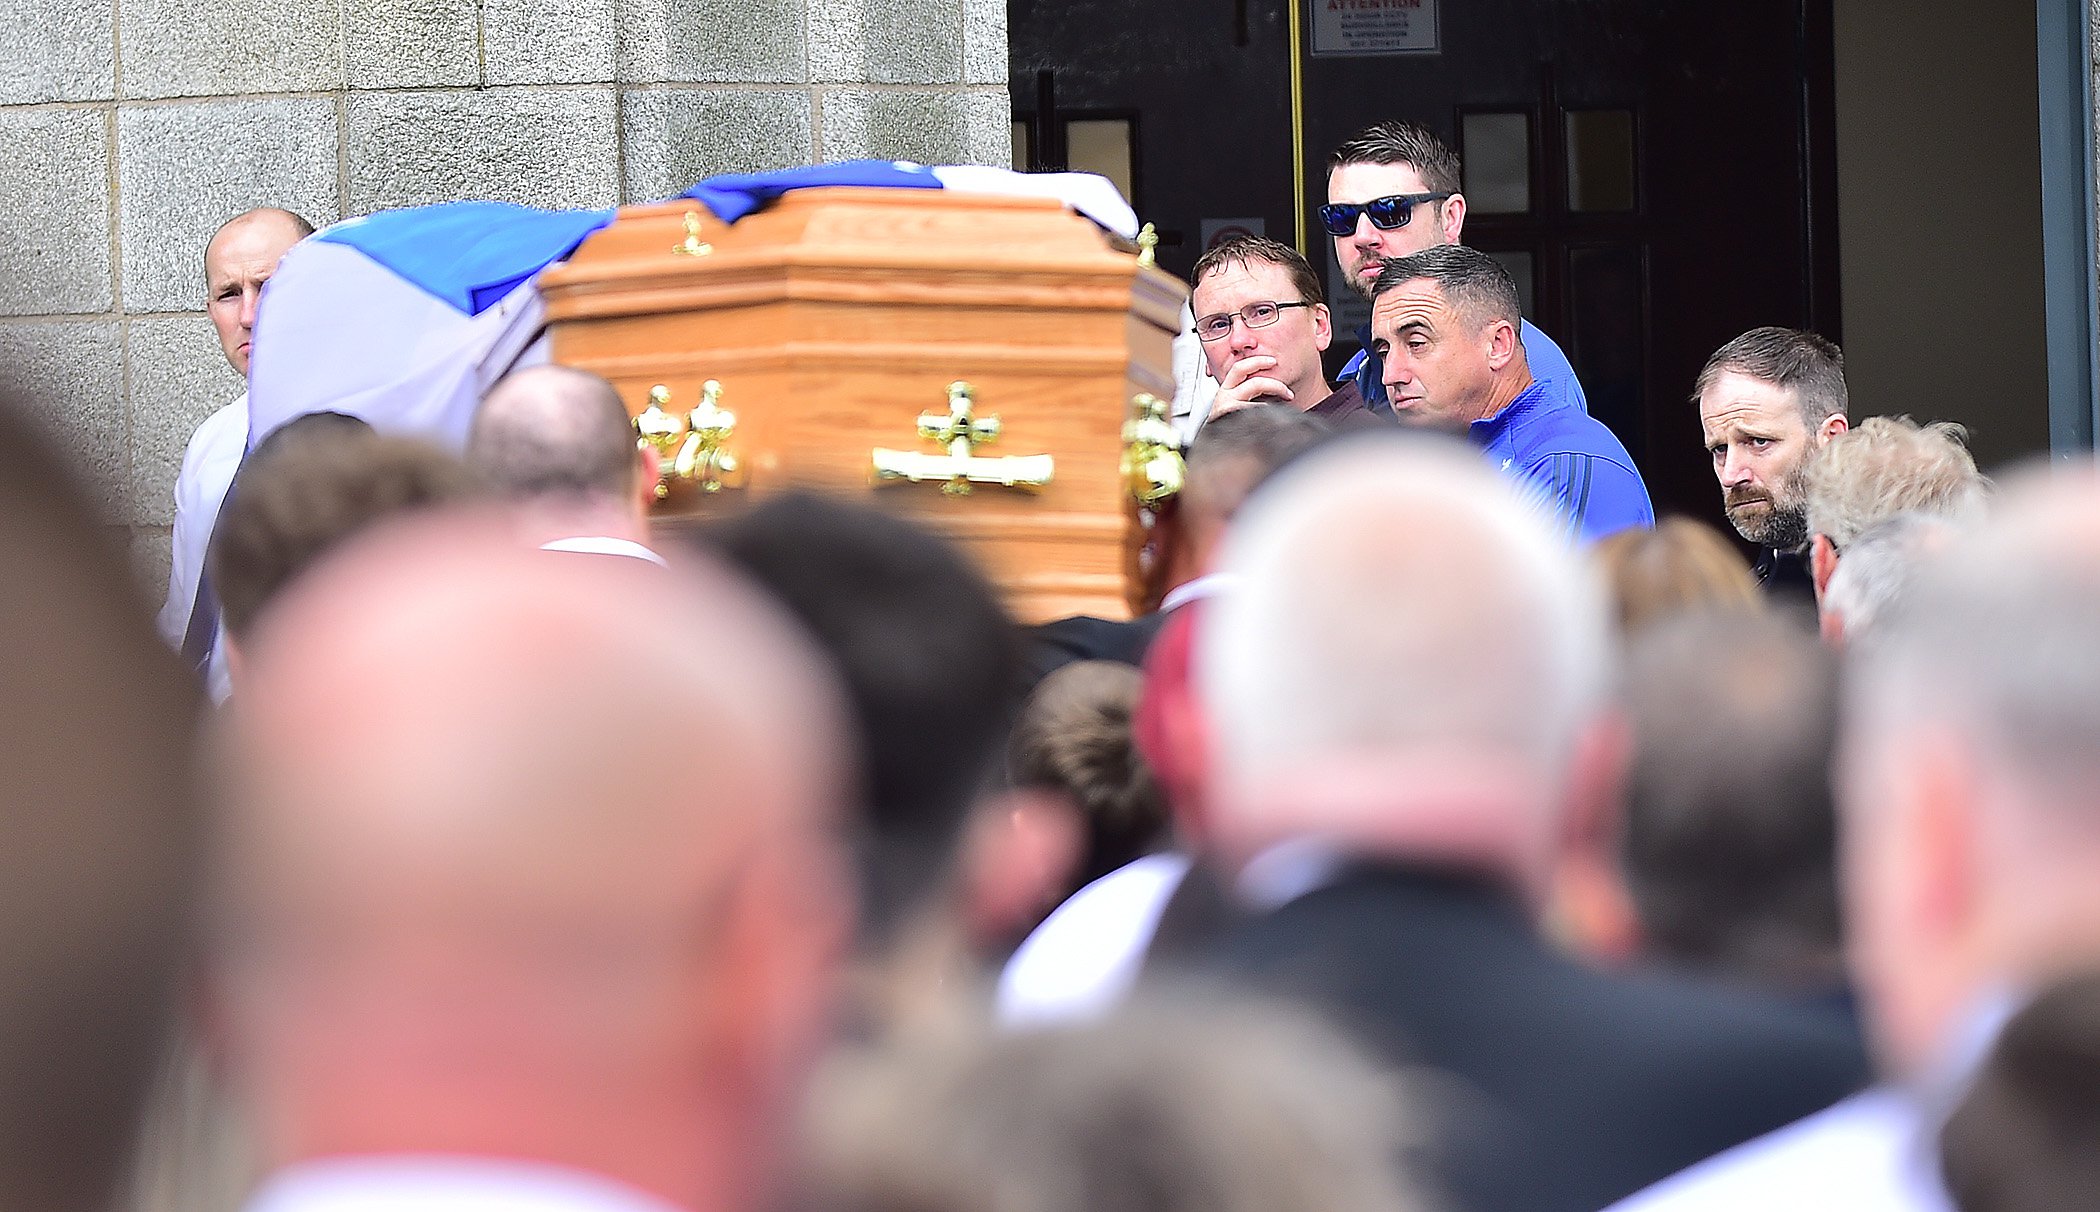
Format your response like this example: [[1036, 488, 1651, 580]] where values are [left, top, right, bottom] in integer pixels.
[[158, 394, 248, 659]]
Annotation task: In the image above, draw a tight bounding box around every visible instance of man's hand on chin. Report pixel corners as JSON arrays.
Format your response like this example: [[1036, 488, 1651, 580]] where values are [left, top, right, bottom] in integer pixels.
[[1210, 355, 1294, 419]]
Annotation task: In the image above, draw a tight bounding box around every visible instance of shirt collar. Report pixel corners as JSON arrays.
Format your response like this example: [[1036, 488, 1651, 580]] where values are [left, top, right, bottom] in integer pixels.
[[1235, 837, 1348, 911], [1467, 378, 1552, 442], [539, 536, 668, 567], [1160, 572, 1234, 614], [245, 1157, 692, 1212]]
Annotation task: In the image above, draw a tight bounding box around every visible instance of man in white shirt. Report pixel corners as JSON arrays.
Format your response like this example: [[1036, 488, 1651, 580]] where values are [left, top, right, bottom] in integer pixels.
[[1605, 469, 2100, 1212], [466, 365, 663, 565], [159, 207, 314, 700], [211, 513, 854, 1212]]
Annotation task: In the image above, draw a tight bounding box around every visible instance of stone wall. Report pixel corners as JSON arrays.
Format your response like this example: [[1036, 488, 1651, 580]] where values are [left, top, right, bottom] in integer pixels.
[[0, 0, 1010, 598]]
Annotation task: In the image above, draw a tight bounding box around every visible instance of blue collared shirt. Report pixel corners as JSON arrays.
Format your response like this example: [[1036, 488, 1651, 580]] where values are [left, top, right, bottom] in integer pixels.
[[1472, 375, 1653, 542], [1343, 317, 1589, 416]]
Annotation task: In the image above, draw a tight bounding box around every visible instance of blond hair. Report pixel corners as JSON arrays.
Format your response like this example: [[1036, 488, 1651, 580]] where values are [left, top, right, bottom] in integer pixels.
[[1803, 415, 1985, 550], [1591, 519, 1760, 637]]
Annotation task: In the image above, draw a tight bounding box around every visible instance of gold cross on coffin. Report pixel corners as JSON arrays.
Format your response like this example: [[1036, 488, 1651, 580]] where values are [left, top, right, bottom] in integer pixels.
[[871, 381, 1054, 497]]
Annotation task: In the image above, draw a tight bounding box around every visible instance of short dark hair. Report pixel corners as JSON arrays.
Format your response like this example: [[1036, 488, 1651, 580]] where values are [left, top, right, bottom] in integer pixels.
[[1369, 244, 1521, 329], [1693, 327, 1848, 425], [1327, 120, 1463, 196], [1619, 608, 1844, 993], [1190, 236, 1324, 308], [1007, 661, 1168, 889], [704, 493, 1025, 950], [210, 419, 483, 641], [468, 365, 639, 501], [1942, 969, 2100, 1212], [1185, 403, 1335, 521]]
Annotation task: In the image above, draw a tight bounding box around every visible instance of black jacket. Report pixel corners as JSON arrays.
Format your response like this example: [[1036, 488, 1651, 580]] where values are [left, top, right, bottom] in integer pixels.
[[1199, 862, 1870, 1212]]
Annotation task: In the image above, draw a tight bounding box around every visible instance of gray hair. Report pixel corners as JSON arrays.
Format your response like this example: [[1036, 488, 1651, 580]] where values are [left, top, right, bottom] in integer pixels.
[[1847, 471, 2100, 807], [1822, 512, 1962, 643], [1804, 416, 1986, 550], [1200, 435, 1610, 817], [1184, 403, 1333, 525], [803, 991, 1439, 1212], [1693, 328, 1848, 427]]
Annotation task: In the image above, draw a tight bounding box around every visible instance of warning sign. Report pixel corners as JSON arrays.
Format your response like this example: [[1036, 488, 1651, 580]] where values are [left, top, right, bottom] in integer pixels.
[[1311, 0, 1440, 57]]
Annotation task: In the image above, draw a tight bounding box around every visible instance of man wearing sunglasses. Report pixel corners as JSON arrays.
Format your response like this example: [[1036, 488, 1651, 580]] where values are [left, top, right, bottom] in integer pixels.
[[1372, 244, 1651, 541], [1189, 236, 1378, 427], [1326, 121, 1587, 419]]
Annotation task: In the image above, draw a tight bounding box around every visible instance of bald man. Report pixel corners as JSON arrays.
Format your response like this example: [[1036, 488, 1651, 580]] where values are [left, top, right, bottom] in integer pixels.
[[468, 365, 661, 563], [1193, 437, 1861, 1212], [159, 208, 316, 702], [209, 515, 854, 1212]]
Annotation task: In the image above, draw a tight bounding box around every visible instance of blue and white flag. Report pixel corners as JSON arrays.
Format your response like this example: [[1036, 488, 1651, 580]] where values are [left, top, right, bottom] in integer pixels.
[[247, 162, 1140, 452]]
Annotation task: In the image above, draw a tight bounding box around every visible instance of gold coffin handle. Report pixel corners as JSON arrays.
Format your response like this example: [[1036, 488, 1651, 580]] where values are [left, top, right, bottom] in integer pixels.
[[869, 381, 1055, 497], [872, 449, 1055, 494], [634, 384, 687, 501], [1120, 392, 1185, 506], [633, 380, 745, 498]]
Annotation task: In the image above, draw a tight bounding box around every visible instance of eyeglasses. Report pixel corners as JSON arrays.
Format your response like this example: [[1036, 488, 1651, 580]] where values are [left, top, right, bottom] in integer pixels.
[[1194, 301, 1314, 342], [1316, 192, 1454, 238]]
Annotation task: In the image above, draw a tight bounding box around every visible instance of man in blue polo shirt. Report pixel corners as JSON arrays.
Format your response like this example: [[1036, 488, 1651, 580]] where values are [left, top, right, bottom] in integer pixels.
[[1326, 120, 1588, 417], [1371, 245, 1651, 541]]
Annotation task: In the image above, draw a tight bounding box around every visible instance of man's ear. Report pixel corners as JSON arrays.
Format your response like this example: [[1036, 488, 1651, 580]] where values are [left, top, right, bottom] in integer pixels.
[[1312, 302, 1333, 352], [1811, 533, 1839, 603], [1546, 709, 1638, 961], [1818, 412, 1850, 445], [633, 445, 661, 515], [1486, 318, 1521, 372], [956, 789, 1084, 952], [1438, 193, 1467, 244]]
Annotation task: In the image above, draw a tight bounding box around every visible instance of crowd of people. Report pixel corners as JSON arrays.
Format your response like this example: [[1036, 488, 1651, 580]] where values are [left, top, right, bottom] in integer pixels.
[[7, 116, 2098, 1212]]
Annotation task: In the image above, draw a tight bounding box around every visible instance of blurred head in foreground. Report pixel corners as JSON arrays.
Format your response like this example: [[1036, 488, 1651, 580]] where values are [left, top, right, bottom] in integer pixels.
[[207, 513, 854, 1212], [1613, 609, 1844, 994], [1940, 968, 2100, 1212], [708, 493, 1025, 957], [801, 993, 1436, 1212], [209, 414, 479, 677], [1590, 518, 1760, 638], [0, 399, 202, 1212], [1820, 511, 1964, 648], [1199, 433, 1613, 893], [1842, 468, 2100, 1074]]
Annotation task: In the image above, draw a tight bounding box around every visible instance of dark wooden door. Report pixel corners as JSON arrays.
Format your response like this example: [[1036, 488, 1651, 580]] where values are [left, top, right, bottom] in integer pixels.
[[1010, 0, 1840, 523]]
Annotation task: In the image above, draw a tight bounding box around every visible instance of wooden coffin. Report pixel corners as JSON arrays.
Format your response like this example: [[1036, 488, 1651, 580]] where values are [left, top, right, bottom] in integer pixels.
[[536, 187, 1186, 623]]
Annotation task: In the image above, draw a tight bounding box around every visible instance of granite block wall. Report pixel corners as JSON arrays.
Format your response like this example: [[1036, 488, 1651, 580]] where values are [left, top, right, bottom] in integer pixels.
[[0, 0, 1010, 599]]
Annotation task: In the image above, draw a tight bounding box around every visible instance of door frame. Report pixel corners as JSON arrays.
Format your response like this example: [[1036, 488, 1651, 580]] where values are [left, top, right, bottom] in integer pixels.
[[2038, 0, 2100, 453]]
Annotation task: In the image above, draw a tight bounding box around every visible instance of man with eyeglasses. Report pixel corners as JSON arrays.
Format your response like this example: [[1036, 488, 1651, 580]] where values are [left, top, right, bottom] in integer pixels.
[[1326, 120, 1587, 419], [1189, 235, 1378, 427]]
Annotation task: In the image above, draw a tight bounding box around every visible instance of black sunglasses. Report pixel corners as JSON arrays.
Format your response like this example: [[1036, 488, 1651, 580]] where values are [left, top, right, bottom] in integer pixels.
[[1317, 192, 1455, 238]]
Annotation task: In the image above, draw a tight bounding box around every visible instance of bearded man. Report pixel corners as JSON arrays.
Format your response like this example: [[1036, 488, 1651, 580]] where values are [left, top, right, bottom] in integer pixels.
[[1694, 328, 1850, 595]]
